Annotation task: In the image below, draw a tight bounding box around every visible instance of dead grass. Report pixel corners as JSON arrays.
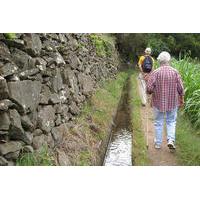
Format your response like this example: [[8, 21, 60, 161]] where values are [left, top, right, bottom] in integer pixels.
[[65, 71, 129, 165]]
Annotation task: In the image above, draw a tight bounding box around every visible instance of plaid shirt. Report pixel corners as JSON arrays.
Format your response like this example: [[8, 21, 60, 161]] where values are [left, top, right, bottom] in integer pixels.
[[147, 65, 184, 112]]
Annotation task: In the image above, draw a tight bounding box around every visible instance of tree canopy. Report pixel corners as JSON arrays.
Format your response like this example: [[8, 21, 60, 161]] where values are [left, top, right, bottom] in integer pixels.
[[115, 33, 200, 61]]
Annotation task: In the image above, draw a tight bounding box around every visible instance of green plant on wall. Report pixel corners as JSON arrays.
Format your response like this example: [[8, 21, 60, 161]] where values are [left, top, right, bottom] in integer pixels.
[[4, 33, 16, 40], [90, 34, 115, 57]]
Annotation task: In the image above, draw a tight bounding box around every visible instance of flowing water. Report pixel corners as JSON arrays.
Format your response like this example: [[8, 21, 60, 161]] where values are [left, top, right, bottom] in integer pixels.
[[103, 76, 133, 166]]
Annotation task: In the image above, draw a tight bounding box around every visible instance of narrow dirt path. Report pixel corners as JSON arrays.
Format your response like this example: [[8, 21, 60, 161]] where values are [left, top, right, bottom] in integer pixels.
[[138, 78, 177, 166]]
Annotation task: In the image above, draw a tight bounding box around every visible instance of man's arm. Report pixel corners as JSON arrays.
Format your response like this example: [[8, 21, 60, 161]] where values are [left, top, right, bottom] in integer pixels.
[[146, 72, 156, 94], [177, 72, 185, 107]]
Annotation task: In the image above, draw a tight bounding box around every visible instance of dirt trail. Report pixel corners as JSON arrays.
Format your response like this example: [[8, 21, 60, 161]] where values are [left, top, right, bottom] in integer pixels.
[[138, 80, 177, 166]]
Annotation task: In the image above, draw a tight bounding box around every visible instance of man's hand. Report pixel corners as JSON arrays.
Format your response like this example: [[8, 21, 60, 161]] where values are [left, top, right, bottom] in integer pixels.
[[179, 96, 185, 108]]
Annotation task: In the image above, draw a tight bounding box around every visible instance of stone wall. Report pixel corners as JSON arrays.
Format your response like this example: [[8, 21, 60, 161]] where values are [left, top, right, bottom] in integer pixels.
[[0, 33, 119, 165]]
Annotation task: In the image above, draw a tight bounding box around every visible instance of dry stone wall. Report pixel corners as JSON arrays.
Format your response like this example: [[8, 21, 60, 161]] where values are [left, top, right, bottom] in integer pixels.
[[0, 33, 119, 165]]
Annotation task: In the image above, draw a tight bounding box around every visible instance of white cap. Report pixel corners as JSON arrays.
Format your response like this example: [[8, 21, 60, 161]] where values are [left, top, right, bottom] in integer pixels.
[[157, 51, 171, 62], [145, 47, 151, 54]]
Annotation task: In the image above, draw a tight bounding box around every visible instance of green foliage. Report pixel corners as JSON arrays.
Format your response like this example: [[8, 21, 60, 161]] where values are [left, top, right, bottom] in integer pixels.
[[4, 33, 16, 40], [115, 33, 200, 60], [16, 146, 54, 166], [176, 111, 200, 165], [90, 34, 115, 57], [148, 37, 170, 56], [172, 56, 200, 127]]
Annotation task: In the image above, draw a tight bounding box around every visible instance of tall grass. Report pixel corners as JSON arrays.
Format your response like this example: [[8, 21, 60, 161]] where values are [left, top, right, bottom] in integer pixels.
[[171, 56, 200, 127]]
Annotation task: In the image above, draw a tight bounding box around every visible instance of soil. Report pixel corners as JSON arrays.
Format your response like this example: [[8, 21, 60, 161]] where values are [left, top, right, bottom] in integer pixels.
[[138, 80, 177, 166]]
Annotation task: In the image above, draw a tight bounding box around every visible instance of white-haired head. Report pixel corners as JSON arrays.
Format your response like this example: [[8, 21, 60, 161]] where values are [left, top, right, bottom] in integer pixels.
[[145, 47, 151, 55], [157, 51, 171, 65]]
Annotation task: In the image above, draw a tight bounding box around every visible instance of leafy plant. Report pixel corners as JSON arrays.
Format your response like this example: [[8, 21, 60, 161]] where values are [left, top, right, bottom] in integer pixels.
[[16, 145, 55, 166], [90, 34, 115, 57], [4, 33, 16, 40], [172, 56, 200, 127]]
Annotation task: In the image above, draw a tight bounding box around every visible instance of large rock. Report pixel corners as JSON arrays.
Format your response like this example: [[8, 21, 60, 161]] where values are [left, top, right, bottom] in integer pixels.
[[51, 124, 68, 146], [11, 48, 33, 70], [9, 109, 24, 137], [0, 112, 10, 131], [8, 80, 41, 113], [51, 68, 63, 93], [62, 69, 79, 95], [0, 76, 9, 100], [22, 34, 42, 57], [0, 141, 22, 155], [78, 73, 94, 96], [0, 62, 18, 78], [37, 105, 55, 134]]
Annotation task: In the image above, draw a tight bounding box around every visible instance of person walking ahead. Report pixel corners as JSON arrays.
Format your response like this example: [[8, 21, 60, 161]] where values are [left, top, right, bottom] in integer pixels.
[[146, 51, 184, 150], [138, 47, 154, 79], [137, 47, 154, 106]]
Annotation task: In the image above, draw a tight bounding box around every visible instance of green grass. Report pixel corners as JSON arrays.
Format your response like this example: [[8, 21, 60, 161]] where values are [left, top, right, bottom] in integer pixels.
[[176, 111, 200, 165], [130, 70, 149, 165], [16, 146, 54, 166]]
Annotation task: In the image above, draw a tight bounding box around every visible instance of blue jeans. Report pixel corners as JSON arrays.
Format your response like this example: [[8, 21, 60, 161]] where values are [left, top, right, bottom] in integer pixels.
[[153, 107, 178, 145]]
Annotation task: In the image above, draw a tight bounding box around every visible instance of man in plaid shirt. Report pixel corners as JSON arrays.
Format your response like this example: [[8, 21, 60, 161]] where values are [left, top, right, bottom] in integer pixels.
[[147, 51, 184, 150]]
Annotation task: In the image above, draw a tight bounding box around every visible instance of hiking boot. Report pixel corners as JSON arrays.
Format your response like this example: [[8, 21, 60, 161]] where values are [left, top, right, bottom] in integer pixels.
[[154, 144, 161, 149], [167, 140, 176, 149]]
